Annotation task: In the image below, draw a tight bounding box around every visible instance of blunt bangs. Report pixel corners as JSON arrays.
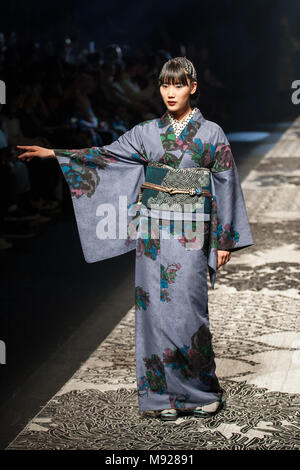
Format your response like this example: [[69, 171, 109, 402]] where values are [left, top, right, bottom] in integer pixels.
[[158, 61, 190, 87]]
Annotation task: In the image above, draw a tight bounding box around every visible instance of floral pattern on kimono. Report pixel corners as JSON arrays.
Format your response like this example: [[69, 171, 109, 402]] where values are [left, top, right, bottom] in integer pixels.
[[186, 139, 216, 167], [132, 141, 148, 163], [53, 125, 148, 201], [135, 286, 150, 311], [217, 221, 240, 250], [177, 220, 210, 256], [169, 394, 191, 409], [162, 323, 221, 390], [207, 125, 254, 290], [213, 143, 234, 172], [158, 113, 202, 168], [137, 354, 167, 397], [160, 262, 182, 302], [136, 237, 160, 260], [60, 159, 101, 199], [56, 148, 112, 198]]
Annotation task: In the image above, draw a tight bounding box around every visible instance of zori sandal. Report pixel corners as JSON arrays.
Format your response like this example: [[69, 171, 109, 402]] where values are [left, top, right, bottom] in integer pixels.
[[193, 399, 225, 418], [159, 408, 178, 421]]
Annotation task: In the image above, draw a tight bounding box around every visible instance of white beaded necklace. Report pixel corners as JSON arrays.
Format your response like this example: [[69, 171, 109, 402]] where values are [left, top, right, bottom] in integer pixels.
[[168, 107, 198, 137]]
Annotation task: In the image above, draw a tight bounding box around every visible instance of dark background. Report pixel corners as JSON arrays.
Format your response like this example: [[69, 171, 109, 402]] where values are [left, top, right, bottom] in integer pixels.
[[1, 0, 300, 125]]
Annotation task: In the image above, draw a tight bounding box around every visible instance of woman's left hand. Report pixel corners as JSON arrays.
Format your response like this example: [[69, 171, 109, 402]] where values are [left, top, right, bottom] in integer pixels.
[[217, 250, 231, 269]]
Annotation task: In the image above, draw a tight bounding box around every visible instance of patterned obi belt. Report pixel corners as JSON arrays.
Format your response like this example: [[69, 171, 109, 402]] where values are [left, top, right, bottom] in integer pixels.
[[138, 162, 212, 216]]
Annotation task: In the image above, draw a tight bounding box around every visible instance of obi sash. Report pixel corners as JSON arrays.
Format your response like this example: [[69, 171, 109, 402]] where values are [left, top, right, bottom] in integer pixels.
[[138, 162, 212, 215]]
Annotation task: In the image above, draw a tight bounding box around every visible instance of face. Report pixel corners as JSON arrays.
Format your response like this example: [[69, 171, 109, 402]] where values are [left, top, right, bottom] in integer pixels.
[[160, 74, 197, 113]]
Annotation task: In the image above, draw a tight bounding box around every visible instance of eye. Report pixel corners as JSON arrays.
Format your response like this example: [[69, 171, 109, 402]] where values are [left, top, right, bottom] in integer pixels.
[[161, 83, 183, 88]]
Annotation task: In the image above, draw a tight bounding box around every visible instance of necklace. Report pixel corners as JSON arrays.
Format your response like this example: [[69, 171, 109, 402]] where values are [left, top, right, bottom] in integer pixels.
[[168, 107, 197, 137]]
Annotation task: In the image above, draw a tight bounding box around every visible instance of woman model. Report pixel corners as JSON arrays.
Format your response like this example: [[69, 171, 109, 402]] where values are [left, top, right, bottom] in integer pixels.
[[17, 57, 254, 422]]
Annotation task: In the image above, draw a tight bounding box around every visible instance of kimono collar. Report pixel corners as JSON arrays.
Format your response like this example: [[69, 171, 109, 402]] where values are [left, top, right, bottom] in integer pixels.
[[158, 107, 205, 128]]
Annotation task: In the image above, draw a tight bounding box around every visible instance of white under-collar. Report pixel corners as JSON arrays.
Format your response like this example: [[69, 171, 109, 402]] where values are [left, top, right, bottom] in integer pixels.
[[168, 107, 198, 137]]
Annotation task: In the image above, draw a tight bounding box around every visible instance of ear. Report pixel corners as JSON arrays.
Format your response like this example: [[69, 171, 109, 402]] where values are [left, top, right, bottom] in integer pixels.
[[190, 81, 197, 95]]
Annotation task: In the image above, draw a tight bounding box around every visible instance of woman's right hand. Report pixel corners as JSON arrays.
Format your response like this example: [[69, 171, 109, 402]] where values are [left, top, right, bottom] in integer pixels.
[[17, 145, 55, 162]]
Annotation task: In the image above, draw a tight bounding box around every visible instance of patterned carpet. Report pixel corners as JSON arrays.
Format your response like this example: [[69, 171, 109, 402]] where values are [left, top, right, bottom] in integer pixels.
[[7, 119, 300, 450]]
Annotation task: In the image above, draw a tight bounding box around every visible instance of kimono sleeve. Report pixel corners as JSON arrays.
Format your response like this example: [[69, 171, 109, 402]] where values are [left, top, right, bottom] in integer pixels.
[[207, 125, 254, 288], [54, 123, 147, 263]]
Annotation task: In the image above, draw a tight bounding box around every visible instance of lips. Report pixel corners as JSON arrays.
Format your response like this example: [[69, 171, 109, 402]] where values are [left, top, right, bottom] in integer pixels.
[[167, 101, 176, 105]]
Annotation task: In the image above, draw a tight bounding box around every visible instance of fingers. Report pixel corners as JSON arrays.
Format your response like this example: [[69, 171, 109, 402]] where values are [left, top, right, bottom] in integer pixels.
[[17, 145, 36, 151], [16, 145, 38, 161], [17, 150, 36, 161], [18, 154, 34, 161], [18, 152, 33, 159], [217, 250, 231, 269]]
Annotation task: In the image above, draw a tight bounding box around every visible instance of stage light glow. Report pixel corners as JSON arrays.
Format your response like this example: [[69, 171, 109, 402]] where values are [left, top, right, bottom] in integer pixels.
[[226, 132, 270, 142]]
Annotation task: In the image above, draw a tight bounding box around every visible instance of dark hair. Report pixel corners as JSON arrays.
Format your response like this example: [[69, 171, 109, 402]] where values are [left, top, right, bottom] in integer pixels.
[[158, 56, 197, 87]]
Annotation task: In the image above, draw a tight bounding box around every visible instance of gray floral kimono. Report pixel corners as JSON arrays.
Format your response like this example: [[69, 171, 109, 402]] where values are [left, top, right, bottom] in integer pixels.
[[54, 107, 254, 412]]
